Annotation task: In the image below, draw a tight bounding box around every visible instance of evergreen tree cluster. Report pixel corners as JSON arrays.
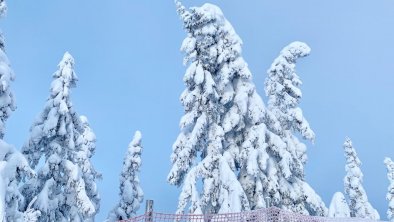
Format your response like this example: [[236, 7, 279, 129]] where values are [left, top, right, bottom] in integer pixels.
[[0, 1, 144, 221], [169, 0, 327, 217], [1, 0, 393, 221], [169, 1, 394, 221]]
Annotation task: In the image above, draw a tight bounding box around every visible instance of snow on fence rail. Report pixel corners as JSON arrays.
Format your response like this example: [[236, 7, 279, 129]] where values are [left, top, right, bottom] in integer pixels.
[[120, 207, 385, 222]]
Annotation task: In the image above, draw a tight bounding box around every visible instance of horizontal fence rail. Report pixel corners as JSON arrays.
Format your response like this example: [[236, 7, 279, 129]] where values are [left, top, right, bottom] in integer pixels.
[[120, 207, 385, 222]]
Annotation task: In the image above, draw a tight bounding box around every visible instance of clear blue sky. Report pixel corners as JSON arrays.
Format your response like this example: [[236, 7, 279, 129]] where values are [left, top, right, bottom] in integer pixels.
[[2, 0, 394, 221]]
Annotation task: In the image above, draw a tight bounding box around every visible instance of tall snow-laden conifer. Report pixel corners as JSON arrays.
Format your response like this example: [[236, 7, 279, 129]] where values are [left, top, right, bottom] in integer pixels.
[[0, 1, 39, 221], [107, 131, 144, 221], [169, 1, 250, 214], [328, 192, 350, 218], [384, 157, 394, 221], [0, 0, 15, 139], [21, 52, 98, 221], [265, 42, 327, 216], [76, 115, 101, 221], [343, 138, 379, 220]]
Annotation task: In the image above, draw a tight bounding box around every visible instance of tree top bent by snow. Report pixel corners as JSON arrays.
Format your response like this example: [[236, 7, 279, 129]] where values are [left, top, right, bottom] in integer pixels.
[[191, 3, 225, 24], [175, 1, 226, 26], [266, 41, 315, 142], [175, 0, 238, 44], [280, 41, 311, 62]]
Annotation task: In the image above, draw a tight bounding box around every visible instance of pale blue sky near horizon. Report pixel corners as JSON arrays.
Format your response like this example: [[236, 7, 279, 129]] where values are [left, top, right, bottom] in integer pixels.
[[2, 0, 394, 221]]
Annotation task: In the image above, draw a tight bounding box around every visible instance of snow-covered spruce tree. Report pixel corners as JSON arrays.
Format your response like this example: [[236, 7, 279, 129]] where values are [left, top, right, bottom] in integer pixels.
[[76, 115, 101, 221], [384, 157, 394, 221], [107, 131, 144, 221], [0, 1, 15, 140], [328, 192, 350, 218], [265, 42, 327, 216], [343, 138, 379, 220], [0, 2, 40, 221], [169, 1, 252, 214], [21, 52, 98, 221]]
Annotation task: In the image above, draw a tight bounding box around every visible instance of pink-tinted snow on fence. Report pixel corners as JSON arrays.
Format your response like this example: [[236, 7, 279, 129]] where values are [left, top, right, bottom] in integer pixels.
[[119, 207, 385, 222]]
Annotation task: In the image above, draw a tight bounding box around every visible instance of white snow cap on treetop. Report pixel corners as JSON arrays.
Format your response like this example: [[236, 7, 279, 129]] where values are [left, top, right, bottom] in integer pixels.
[[175, 0, 226, 28], [280, 41, 311, 61], [60, 51, 74, 64], [131, 131, 142, 147], [54, 52, 78, 86], [193, 3, 225, 24]]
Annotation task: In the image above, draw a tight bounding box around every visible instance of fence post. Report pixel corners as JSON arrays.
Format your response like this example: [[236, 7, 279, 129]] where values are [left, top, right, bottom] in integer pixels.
[[145, 200, 154, 222], [265, 197, 271, 208]]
